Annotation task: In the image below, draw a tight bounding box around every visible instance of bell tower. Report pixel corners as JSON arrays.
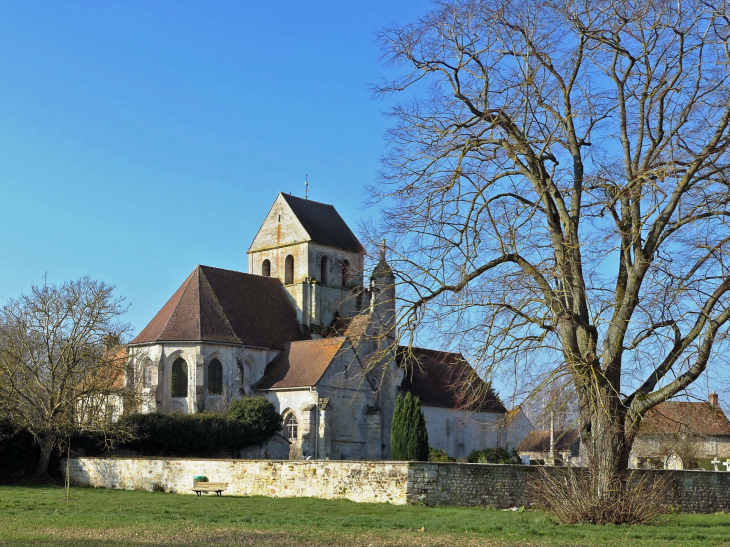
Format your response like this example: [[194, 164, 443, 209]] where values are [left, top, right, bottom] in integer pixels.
[[248, 193, 367, 335]]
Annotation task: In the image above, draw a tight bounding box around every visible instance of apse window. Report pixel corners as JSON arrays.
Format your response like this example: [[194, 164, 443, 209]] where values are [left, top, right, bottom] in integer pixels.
[[171, 357, 188, 398], [284, 413, 298, 441], [208, 359, 223, 395]]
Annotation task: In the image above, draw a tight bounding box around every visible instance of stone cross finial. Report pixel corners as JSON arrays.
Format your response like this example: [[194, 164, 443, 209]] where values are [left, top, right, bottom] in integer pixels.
[[723, 460, 730, 472], [380, 239, 387, 261], [711, 458, 720, 471]]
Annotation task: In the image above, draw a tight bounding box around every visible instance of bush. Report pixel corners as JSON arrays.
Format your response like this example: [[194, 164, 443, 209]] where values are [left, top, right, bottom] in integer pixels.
[[0, 419, 40, 481], [117, 405, 278, 458], [428, 447, 455, 462], [226, 397, 282, 445], [528, 467, 670, 525], [467, 447, 513, 464]]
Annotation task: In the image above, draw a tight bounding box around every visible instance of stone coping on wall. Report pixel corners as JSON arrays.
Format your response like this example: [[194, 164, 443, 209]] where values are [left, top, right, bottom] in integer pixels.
[[64, 457, 730, 513]]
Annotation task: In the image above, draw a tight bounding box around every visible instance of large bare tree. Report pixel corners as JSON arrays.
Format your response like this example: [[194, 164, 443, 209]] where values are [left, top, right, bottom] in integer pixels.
[[0, 277, 135, 476], [372, 0, 730, 494]]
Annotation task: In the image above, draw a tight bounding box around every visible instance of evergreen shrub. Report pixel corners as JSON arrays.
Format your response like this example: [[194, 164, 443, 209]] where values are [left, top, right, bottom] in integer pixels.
[[428, 447, 456, 462], [390, 392, 429, 461], [467, 447, 515, 464], [226, 397, 282, 445], [118, 398, 282, 457]]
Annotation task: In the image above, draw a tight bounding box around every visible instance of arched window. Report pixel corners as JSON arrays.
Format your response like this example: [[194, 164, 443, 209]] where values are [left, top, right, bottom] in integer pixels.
[[284, 413, 298, 441], [341, 259, 350, 287], [284, 255, 294, 285], [320, 255, 329, 284], [208, 359, 223, 395], [171, 357, 188, 398], [262, 259, 271, 277], [143, 362, 153, 388]]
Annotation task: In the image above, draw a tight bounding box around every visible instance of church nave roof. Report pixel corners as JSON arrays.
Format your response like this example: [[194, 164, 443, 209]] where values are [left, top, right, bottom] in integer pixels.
[[130, 265, 303, 349]]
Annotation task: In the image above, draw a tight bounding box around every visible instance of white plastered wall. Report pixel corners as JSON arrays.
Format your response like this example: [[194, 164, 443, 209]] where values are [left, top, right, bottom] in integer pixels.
[[422, 405, 531, 461]]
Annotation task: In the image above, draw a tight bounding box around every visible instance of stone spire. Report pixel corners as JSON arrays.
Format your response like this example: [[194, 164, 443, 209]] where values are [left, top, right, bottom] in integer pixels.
[[372, 239, 394, 279]]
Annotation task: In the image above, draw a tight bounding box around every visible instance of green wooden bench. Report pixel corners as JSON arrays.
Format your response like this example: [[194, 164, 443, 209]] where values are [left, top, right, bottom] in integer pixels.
[[192, 481, 228, 497]]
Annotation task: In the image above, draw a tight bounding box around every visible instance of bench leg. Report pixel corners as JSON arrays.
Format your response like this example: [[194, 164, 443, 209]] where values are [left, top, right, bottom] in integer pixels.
[[196, 491, 201, 497]]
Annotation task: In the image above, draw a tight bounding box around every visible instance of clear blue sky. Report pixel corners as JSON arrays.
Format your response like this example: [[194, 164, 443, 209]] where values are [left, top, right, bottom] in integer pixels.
[[0, 0, 423, 335]]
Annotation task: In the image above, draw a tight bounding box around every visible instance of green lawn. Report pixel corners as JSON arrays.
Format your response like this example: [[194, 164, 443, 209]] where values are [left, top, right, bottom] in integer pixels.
[[1, 485, 729, 546]]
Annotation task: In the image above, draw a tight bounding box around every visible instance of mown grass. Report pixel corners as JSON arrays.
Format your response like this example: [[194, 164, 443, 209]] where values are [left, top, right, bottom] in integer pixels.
[[1, 484, 729, 546]]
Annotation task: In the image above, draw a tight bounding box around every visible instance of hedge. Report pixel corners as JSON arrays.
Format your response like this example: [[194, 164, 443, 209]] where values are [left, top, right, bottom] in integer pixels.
[[0, 419, 40, 481]]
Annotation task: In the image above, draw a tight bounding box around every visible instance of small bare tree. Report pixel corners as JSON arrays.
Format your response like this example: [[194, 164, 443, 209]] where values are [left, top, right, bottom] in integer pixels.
[[371, 0, 730, 506], [0, 277, 136, 476]]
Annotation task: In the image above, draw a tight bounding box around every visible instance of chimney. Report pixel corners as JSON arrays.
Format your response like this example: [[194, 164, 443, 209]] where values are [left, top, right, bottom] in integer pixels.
[[710, 392, 719, 407]]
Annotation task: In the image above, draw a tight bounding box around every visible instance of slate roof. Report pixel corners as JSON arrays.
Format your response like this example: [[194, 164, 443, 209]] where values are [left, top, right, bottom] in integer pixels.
[[517, 429, 580, 453], [256, 338, 347, 389], [130, 265, 303, 349], [397, 346, 507, 412], [280, 193, 365, 253], [639, 401, 730, 437]]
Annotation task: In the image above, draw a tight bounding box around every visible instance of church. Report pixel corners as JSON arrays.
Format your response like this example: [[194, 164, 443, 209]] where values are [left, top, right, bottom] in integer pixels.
[[126, 192, 531, 460]]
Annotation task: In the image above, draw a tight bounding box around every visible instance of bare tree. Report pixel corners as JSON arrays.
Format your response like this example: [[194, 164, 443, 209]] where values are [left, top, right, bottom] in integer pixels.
[[524, 373, 579, 432], [371, 0, 730, 499], [0, 277, 136, 476]]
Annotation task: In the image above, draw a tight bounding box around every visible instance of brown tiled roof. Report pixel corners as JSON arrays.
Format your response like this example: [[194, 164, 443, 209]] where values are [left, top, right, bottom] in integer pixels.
[[280, 193, 365, 253], [517, 429, 580, 453], [324, 313, 370, 339], [256, 338, 346, 389], [639, 401, 730, 437], [397, 346, 507, 412], [131, 265, 303, 349]]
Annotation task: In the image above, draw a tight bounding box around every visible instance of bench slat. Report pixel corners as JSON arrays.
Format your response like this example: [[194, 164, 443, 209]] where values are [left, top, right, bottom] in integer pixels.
[[192, 482, 228, 497]]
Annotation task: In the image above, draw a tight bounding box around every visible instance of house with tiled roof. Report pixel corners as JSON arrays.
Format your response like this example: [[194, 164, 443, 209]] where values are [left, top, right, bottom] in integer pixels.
[[516, 429, 581, 465], [125, 192, 531, 460], [629, 394, 730, 469]]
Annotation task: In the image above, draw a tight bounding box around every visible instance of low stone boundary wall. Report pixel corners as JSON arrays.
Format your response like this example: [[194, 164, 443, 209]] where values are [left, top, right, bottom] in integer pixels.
[[65, 458, 408, 504], [65, 457, 730, 513]]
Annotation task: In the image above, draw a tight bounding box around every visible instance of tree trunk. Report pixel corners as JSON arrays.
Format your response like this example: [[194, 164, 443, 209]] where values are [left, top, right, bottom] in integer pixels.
[[584, 392, 631, 500], [36, 434, 53, 477]]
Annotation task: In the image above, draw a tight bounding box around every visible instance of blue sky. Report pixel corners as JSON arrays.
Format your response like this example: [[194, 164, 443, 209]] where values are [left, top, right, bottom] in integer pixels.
[[0, 0, 424, 334]]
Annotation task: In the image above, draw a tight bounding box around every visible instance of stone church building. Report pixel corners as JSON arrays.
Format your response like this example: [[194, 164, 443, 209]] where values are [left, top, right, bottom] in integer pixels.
[[126, 193, 531, 460]]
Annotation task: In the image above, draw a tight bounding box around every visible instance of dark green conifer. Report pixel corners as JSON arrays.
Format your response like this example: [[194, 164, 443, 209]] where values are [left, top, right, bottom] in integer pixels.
[[390, 393, 405, 459], [391, 392, 429, 461]]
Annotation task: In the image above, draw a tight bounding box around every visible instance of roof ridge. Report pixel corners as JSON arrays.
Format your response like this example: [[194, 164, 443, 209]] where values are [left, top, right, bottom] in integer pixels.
[[290, 337, 346, 344], [198, 266, 242, 344], [281, 192, 337, 209], [161, 268, 197, 341], [399, 345, 464, 357]]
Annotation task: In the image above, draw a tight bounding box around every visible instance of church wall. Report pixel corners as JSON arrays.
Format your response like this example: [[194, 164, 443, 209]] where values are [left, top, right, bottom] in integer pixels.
[[421, 405, 510, 461], [128, 343, 279, 415], [500, 408, 534, 453], [249, 241, 309, 285], [248, 194, 311, 254], [258, 389, 318, 458], [315, 342, 400, 460], [307, 242, 363, 288]]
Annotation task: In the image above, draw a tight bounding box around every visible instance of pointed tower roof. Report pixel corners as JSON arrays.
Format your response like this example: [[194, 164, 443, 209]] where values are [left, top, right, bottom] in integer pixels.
[[248, 193, 365, 253], [371, 239, 394, 279], [130, 265, 303, 349]]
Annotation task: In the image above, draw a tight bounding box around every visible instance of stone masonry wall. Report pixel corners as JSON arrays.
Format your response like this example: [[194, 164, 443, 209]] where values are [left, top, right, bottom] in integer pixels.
[[66, 458, 408, 504], [65, 457, 730, 513]]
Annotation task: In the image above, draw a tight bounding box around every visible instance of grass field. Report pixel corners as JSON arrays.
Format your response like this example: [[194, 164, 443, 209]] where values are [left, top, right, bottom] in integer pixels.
[[1, 485, 730, 546]]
